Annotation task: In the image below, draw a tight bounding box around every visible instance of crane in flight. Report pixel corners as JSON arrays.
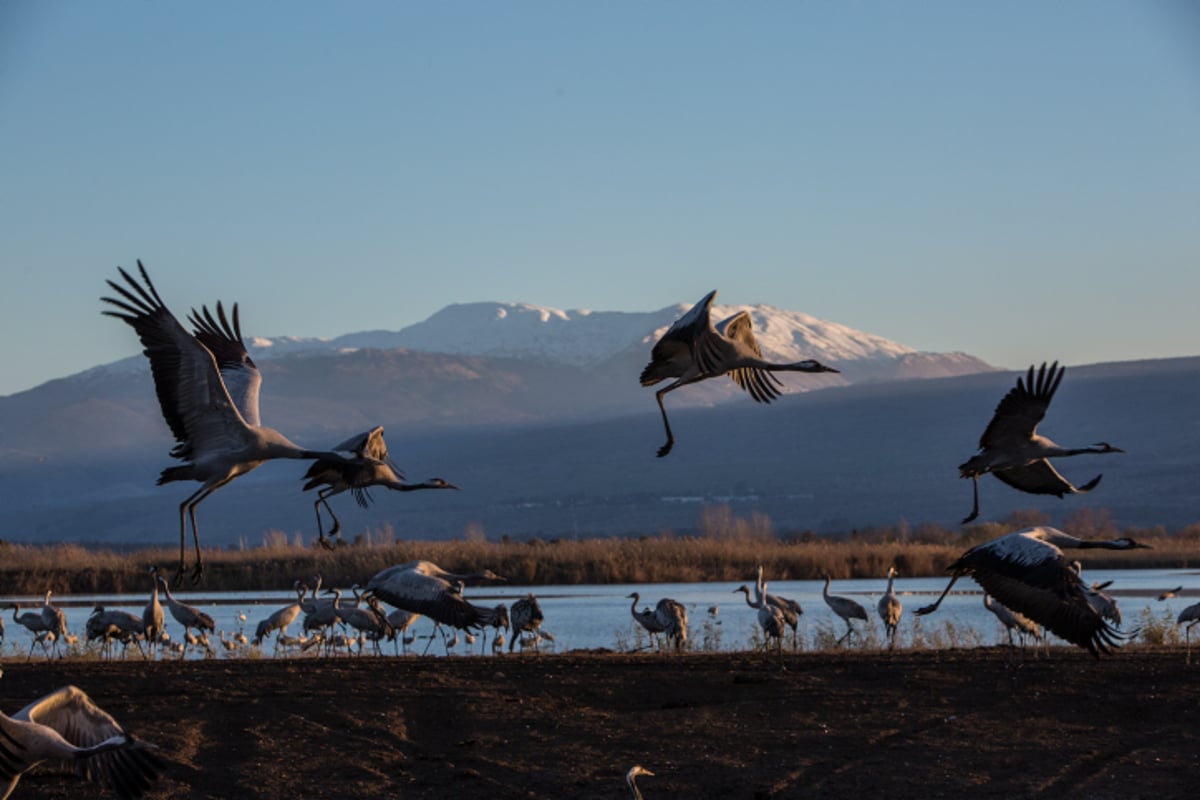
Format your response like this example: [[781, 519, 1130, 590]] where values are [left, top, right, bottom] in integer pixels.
[[915, 526, 1149, 656], [301, 426, 459, 549], [958, 362, 1123, 523], [639, 290, 838, 457], [102, 261, 370, 583]]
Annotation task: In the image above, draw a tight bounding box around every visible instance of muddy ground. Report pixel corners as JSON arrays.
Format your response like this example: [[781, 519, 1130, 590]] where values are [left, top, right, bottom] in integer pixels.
[[3, 648, 1198, 799]]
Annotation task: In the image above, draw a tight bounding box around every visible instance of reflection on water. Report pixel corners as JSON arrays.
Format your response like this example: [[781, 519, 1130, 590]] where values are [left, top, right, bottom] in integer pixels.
[[4, 569, 1198, 659]]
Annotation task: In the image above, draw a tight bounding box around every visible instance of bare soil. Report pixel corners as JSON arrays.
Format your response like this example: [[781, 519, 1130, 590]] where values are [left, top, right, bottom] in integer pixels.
[[4, 648, 1199, 800]]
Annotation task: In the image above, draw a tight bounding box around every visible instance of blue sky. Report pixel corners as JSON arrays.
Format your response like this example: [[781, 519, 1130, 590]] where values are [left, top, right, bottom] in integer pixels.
[[1, 1, 1197, 396]]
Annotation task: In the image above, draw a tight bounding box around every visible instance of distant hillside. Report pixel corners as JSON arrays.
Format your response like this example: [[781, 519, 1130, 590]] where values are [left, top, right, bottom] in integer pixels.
[[1, 356, 1197, 547]]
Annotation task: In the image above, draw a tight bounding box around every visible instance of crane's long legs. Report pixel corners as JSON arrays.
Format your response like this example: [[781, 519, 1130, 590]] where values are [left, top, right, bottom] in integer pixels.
[[655, 386, 677, 458], [177, 485, 215, 586], [914, 575, 962, 616], [961, 477, 981, 524]]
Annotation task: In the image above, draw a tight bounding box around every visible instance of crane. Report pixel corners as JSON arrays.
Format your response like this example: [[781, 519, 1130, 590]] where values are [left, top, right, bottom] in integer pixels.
[[1070, 561, 1122, 625], [1177, 601, 1200, 664], [156, 574, 216, 655], [364, 561, 508, 634], [142, 568, 165, 656], [0, 673, 163, 800], [639, 290, 838, 457], [983, 594, 1044, 655], [958, 361, 1123, 523], [878, 567, 902, 647], [915, 526, 1149, 656], [509, 594, 546, 653], [301, 426, 460, 549], [822, 575, 869, 645], [8, 604, 50, 661], [626, 765, 655, 800], [101, 261, 370, 583], [252, 582, 306, 653], [754, 581, 788, 665]]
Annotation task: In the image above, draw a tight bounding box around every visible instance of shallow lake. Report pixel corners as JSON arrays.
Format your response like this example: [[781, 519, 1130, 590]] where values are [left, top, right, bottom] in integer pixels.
[[7, 567, 1198, 658]]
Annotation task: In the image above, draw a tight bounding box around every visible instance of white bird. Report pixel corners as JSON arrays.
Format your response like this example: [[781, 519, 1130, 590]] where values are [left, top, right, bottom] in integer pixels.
[[822, 575, 869, 646], [915, 526, 1149, 656], [364, 561, 507, 633], [878, 567, 903, 647], [301, 426, 459, 549], [639, 290, 838, 457], [958, 362, 1124, 523], [626, 765, 654, 800], [0, 673, 162, 799], [102, 261, 368, 583], [1177, 602, 1200, 663]]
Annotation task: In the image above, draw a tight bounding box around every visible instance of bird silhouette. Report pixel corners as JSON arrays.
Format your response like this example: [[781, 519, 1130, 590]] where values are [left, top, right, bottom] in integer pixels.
[[958, 362, 1123, 523], [102, 261, 369, 583], [640, 290, 838, 457]]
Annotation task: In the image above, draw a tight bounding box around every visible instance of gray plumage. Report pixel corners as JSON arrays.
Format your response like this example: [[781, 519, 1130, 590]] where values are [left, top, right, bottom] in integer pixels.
[[0, 676, 162, 800], [877, 567, 903, 646], [915, 526, 1149, 656], [639, 290, 838, 457], [156, 575, 216, 646], [364, 561, 507, 632], [102, 261, 365, 584], [1176, 601, 1200, 663], [301, 426, 459, 549], [958, 362, 1123, 524], [509, 594, 545, 653], [983, 594, 1042, 651], [822, 575, 869, 646]]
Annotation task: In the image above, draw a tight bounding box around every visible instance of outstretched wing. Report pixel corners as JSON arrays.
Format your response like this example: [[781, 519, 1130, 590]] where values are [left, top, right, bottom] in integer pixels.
[[101, 261, 251, 462], [714, 311, 783, 403], [189, 301, 262, 427], [640, 290, 718, 386], [16, 685, 163, 798], [992, 460, 1102, 497], [978, 362, 1063, 450]]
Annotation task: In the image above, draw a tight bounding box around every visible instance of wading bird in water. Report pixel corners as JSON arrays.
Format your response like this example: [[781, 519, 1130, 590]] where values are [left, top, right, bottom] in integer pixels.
[[102, 261, 369, 584], [639, 290, 838, 457], [958, 361, 1123, 523], [301, 426, 459, 549], [915, 526, 1149, 656]]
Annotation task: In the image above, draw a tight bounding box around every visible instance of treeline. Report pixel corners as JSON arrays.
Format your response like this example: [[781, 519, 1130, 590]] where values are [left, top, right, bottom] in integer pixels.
[[1, 506, 1196, 596]]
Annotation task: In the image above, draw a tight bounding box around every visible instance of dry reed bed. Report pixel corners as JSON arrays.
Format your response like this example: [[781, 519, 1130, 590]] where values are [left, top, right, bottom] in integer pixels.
[[1, 520, 1197, 596]]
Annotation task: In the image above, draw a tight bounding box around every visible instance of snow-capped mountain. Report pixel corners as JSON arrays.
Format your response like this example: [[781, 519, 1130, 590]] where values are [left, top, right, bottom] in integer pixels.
[[241, 297, 970, 373]]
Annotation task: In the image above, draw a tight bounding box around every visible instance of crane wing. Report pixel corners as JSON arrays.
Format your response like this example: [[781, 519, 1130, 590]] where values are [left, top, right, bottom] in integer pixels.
[[713, 310, 784, 403], [15, 685, 163, 797], [189, 301, 262, 427], [991, 460, 1101, 497], [366, 572, 490, 630], [102, 261, 253, 462], [640, 291, 718, 386], [978, 362, 1063, 450]]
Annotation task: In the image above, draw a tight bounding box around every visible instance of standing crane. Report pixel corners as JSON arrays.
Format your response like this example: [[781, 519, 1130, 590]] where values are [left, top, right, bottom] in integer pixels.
[[101, 261, 369, 584], [364, 561, 508, 635], [253, 582, 306, 652], [733, 581, 801, 649], [983, 594, 1044, 655], [958, 361, 1124, 523], [142, 568, 165, 657], [301, 426, 460, 549], [1177, 601, 1200, 664], [0, 672, 163, 800], [8, 604, 50, 661], [156, 574, 216, 656], [626, 593, 687, 651], [822, 575, 869, 645], [508, 594, 546, 653], [753, 581, 788, 665], [878, 567, 903, 647], [38, 591, 68, 659], [639, 290, 838, 457], [914, 526, 1149, 656]]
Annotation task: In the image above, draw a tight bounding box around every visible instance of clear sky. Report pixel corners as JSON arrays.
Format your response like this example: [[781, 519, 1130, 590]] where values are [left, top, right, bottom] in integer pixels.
[[1, 1, 1197, 396]]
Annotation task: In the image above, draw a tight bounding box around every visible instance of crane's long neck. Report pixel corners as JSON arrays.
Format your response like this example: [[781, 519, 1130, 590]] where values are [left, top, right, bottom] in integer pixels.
[[627, 775, 644, 800], [629, 594, 640, 617], [823, 576, 832, 599]]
